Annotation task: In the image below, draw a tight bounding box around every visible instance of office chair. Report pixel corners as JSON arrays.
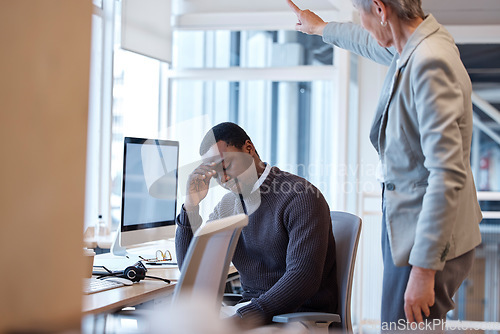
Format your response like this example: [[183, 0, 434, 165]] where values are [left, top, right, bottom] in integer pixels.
[[172, 213, 248, 308], [110, 214, 248, 331], [272, 211, 362, 333]]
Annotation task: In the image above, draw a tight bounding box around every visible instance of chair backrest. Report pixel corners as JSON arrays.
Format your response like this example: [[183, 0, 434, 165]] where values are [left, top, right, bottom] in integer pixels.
[[172, 214, 248, 309], [331, 211, 362, 332]]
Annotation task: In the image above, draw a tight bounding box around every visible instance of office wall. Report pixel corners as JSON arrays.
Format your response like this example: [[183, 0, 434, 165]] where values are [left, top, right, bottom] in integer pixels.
[[0, 1, 91, 331], [352, 56, 387, 325]]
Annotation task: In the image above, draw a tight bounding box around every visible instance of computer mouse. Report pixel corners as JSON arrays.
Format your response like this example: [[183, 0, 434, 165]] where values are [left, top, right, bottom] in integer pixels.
[[102, 277, 134, 286]]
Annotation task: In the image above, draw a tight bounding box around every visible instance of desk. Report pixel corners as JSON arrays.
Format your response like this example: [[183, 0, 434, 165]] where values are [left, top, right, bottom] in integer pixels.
[[82, 279, 175, 315], [82, 264, 238, 315], [84, 249, 180, 315]]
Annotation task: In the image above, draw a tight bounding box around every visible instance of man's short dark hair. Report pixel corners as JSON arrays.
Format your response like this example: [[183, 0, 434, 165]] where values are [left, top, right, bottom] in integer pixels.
[[199, 122, 252, 156]]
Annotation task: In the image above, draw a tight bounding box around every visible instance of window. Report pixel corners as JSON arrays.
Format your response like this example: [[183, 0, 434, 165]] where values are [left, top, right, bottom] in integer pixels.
[[109, 3, 169, 232], [173, 30, 333, 68], [460, 90, 500, 323], [109, 49, 168, 231], [86, 8, 349, 235], [85, 0, 114, 235], [86, 0, 171, 237], [169, 29, 343, 219]]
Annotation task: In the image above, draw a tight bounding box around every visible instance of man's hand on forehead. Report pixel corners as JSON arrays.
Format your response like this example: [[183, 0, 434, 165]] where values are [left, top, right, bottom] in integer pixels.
[[185, 161, 217, 209]]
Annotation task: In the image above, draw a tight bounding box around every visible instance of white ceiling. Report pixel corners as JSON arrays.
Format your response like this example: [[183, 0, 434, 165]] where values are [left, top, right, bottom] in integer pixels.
[[175, 0, 339, 13], [176, 0, 500, 25]]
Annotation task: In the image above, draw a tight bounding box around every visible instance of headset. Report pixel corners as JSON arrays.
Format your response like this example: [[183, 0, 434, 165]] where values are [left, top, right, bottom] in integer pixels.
[[96, 261, 171, 284]]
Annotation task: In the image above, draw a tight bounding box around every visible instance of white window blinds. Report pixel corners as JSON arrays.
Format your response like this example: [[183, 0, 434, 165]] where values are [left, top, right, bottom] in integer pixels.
[[121, 0, 172, 63]]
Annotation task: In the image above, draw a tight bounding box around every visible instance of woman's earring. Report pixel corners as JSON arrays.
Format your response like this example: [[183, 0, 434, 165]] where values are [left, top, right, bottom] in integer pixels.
[[381, 20, 387, 27]]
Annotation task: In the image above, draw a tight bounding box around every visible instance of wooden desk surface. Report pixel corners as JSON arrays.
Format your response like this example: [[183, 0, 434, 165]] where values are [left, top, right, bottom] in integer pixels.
[[83, 250, 181, 315], [82, 265, 237, 315], [82, 279, 175, 314]]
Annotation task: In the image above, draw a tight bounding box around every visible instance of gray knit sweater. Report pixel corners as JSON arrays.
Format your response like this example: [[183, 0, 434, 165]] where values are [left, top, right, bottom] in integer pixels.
[[175, 166, 338, 324]]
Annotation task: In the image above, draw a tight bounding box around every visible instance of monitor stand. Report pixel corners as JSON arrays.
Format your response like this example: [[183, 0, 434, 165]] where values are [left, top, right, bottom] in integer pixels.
[[110, 229, 128, 257], [110, 229, 172, 261]]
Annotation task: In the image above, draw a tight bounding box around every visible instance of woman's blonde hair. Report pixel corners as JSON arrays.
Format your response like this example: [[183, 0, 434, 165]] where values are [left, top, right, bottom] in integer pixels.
[[352, 0, 425, 21]]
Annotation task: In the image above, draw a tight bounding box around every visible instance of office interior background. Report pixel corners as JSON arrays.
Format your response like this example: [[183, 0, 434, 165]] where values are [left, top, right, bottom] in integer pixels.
[[1, 0, 500, 332]]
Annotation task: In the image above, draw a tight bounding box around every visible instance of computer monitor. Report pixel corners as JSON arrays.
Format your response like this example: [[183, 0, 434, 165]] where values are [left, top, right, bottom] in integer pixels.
[[112, 137, 179, 255]]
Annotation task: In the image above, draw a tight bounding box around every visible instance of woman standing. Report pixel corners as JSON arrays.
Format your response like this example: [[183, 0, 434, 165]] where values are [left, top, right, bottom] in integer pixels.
[[287, 0, 482, 329]]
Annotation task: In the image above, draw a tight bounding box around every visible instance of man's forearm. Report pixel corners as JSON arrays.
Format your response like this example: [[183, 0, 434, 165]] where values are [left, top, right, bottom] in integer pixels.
[[175, 206, 201, 269]]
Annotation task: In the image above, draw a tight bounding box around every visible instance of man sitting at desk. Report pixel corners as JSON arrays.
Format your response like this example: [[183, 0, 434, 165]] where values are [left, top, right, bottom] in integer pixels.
[[175, 122, 337, 327]]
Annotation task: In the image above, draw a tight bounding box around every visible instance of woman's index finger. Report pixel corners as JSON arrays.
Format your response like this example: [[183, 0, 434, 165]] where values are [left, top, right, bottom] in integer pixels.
[[286, 0, 302, 14]]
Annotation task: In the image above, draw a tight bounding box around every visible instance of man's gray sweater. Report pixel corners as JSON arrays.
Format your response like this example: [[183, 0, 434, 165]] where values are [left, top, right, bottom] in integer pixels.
[[175, 167, 338, 324]]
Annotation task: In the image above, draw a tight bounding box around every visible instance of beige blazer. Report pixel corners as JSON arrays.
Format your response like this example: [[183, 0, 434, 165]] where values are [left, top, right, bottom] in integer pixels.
[[323, 14, 482, 270]]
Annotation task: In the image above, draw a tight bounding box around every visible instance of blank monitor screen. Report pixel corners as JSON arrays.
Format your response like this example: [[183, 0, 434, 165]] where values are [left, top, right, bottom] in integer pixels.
[[120, 137, 179, 241]]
